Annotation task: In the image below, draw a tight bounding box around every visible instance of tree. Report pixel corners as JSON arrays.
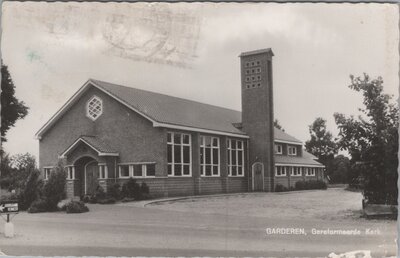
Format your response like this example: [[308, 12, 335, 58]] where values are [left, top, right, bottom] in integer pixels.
[[274, 119, 285, 131], [0, 153, 37, 191], [334, 74, 398, 204], [10, 153, 36, 171], [41, 161, 66, 211], [305, 117, 337, 166], [1, 63, 29, 143], [329, 155, 350, 184]]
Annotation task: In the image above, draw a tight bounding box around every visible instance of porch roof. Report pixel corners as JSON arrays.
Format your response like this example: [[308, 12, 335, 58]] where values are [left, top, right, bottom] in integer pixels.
[[60, 135, 119, 158]]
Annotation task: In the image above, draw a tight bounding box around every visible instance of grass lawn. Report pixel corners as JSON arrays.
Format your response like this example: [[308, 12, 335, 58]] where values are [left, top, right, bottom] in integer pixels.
[[150, 188, 365, 221]]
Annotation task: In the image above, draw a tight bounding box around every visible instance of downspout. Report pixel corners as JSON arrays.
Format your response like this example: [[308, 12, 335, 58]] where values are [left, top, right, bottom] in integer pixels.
[[247, 138, 250, 192], [114, 157, 117, 183]]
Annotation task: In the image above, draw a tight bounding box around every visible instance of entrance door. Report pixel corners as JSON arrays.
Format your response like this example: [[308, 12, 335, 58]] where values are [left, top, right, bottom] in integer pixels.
[[85, 161, 99, 195], [252, 162, 264, 191]]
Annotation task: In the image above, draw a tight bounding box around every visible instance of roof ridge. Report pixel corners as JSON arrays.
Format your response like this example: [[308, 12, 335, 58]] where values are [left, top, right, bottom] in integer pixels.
[[89, 79, 242, 114]]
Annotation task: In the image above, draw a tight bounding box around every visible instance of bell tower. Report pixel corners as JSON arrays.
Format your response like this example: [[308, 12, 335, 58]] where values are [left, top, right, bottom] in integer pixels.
[[239, 48, 275, 192]]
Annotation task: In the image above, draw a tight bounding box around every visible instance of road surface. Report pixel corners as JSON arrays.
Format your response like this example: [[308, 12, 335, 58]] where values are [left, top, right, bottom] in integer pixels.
[[0, 190, 396, 257]]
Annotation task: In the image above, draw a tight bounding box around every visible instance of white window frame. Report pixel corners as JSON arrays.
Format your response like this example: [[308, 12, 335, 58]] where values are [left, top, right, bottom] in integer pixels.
[[275, 166, 287, 177], [306, 167, 316, 176], [290, 166, 302, 177], [145, 163, 156, 177], [167, 132, 192, 177], [119, 164, 130, 178], [118, 163, 157, 178], [86, 95, 103, 121], [66, 166, 75, 180], [98, 164, 108, 179], [200, 136, 220, 177], [288, 146, 297, 156], [275, 144, 283, 154], [227, 139, 245, 177], [43, 167, 53, 180]]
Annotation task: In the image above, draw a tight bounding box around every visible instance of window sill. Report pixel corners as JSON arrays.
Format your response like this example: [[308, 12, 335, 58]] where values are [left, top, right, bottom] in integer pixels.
[[290, 175, 302, 177], [228, 175, 245, 177], [167, 175, 192, 178], [275, 174, 287, 177], [200, 175, 221, 178]]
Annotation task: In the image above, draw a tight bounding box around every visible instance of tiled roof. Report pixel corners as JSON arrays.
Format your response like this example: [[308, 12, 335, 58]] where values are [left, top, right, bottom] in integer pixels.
[[92, 80, 303, 144], [80, 135, 118, 154], [61, 135, 118, 157], [274, 128, 302, 144], [275, 150, 324, 167], [92, 79, 246, 135], [36, 78, 307, 145]]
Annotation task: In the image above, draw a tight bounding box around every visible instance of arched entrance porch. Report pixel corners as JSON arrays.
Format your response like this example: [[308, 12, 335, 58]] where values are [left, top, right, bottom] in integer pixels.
[[74, 156, 99, 197]]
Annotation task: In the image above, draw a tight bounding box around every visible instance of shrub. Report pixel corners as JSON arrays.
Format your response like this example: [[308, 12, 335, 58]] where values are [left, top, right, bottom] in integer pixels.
[[141, 182, 149, 195], [108, 183, 121, 200], [121, 197, 136, 203], [57, 199, 70, 211], [95, 185, 106, 200], [81, 195, 90, 203], [88, 194, 98, 204], [274, 184, 288, 192], [20, 169, 43, 211], [0, 192, 20, 202], [41, 163, 67, 211], [121, 178, 141, 199], [28, 199, 49, 213], [66, 201, 89, 213], [97, 197, 116, 204], [295, 180, 327, 191]]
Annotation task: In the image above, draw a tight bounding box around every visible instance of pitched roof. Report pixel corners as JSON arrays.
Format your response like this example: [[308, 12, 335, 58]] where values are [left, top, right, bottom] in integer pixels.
[[36, 79, 304, 144], [60, 135, 119, 157], [92, 79, 246, 136], [275, 150, 324, 167]]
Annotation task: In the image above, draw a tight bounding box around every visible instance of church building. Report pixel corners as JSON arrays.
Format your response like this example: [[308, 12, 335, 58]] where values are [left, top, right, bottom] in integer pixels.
[[35, 48, 325, 198]]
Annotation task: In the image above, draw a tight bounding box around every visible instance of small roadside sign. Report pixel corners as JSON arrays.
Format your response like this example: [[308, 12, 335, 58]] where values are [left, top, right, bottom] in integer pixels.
[[0, 201, 19, 214]]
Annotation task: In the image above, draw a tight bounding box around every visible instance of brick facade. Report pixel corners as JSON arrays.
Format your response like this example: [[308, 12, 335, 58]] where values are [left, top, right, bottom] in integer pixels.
[[37, 48, 325, 199], [240, 50, 275, 192]]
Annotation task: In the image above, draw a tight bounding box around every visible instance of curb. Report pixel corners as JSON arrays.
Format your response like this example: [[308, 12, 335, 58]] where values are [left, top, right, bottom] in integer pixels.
[[143, 189, 330, 206], [116, 188, 334, 208]]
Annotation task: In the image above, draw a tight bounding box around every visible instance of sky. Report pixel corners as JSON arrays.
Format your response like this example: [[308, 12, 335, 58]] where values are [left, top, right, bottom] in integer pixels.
[[1, 2, 399, 162]]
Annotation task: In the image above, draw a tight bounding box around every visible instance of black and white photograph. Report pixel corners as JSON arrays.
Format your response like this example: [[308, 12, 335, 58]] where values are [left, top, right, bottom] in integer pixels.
[[0, 1, 398, 257]]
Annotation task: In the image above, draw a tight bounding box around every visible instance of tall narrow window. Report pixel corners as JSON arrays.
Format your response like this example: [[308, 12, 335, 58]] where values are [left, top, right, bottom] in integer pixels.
[[200, 136, 220, 176], [274, 144, 283, 154], [275, 166, 286, 177], [306, 168, 316, 176], [290, 167, 302, 176], [167, 132, 191, 176], [227, 139, 244, 176], [288, 146, 297, 156], [44, 167, 52, 180], [67, 166, 75, 180], [99, 165, 108, 179]]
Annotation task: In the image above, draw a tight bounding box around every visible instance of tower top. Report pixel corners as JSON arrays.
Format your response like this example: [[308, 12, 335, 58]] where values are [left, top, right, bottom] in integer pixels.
[[239, 48, 274, 57]]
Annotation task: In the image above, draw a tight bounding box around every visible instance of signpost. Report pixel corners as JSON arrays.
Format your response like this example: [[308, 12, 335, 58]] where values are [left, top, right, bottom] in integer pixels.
[[0, 200, 19, 238]]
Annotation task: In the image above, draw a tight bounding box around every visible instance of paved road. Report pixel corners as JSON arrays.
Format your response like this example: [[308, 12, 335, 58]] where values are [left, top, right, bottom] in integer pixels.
[[0, 202, 396, 257]]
